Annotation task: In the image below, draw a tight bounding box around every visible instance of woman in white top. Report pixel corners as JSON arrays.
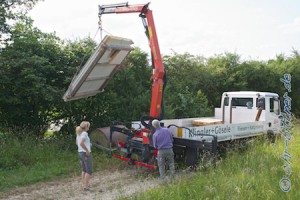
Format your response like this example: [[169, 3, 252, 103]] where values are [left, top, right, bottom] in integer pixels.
[[76, 121, 93, 191]]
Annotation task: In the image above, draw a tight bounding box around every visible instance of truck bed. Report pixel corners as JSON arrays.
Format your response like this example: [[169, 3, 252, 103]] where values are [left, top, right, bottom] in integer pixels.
[[160, 117, 222, 127]]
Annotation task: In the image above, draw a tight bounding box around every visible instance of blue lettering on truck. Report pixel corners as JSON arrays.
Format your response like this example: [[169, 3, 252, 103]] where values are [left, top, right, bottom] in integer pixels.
[[189, 125, 231, 137]]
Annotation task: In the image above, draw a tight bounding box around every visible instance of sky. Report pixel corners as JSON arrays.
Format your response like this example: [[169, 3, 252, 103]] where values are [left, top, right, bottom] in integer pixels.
[[29, 0, 300, 61]]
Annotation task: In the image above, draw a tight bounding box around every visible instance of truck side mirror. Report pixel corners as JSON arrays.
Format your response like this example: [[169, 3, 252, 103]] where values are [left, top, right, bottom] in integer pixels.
[[257, 97, 265, 110]]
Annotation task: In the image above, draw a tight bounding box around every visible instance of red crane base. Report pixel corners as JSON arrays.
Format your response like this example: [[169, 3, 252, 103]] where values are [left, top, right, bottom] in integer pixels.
[[113, 154, 157, 170]]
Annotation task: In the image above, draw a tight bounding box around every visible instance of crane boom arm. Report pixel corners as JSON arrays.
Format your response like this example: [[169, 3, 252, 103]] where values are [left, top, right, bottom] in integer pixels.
[[99, 2, 165, 120]]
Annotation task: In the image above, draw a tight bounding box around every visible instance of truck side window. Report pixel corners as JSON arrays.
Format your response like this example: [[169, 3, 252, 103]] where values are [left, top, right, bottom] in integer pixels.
[[231, 98, 253, 108]]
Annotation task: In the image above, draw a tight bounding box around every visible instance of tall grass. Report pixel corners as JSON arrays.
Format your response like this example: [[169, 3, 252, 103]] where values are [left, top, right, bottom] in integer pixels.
[[131, 124, 300, 200], [0, 133, 122, 192]]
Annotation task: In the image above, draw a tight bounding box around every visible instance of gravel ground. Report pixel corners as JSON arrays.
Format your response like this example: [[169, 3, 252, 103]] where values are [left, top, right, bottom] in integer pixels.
[[0, 169, 162, 200]]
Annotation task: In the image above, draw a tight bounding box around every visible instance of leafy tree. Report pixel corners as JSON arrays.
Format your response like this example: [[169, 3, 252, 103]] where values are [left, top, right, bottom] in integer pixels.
[[1, 16, 299, 137], [106, 48, 152, 121], [200, 52, 243, 107], [267, 52, 300, 116], [0, 17, 153, 136], [1, 0, 41, 47], [163, 53, 213, 119], [0, 19, 71, 135]]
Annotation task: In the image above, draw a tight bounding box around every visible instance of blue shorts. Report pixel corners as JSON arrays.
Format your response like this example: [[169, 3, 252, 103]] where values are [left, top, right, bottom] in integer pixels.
[[78, 152, 93, 175]]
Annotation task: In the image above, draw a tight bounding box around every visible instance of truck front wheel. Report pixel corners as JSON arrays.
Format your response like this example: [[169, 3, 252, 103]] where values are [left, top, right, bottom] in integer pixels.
[[267, 130, 276, 143]]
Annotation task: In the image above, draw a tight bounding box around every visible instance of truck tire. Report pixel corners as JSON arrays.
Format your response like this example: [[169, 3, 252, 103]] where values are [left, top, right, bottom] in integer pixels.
[[267, 130, 276, 143], [201, 150, 215, 169], [185, 147, 198, 167]]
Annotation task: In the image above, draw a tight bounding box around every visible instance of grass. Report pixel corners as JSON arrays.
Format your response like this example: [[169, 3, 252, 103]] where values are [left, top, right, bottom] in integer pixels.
[[1, 124, 299, 199], [0, 133, 123, 192], [128, 123, 300, 200]]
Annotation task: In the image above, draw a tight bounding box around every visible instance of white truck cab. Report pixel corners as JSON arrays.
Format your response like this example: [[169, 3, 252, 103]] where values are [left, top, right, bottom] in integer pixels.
[[215, 91, 280, 131]]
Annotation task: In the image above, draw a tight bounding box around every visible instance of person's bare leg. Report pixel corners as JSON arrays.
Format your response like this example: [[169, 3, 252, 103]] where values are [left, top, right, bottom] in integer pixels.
[[81, 172, 86, 188], [84, 173, 91, 189]]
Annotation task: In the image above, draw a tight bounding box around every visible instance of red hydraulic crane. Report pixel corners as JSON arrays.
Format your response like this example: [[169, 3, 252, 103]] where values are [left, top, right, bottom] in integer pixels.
[[99, 2, 166, 123], [99, 2, 168, 169]]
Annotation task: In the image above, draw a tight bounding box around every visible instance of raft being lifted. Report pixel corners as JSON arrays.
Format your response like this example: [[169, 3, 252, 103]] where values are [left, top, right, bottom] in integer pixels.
[[63, 35, 133, 101], [63, 35, 133, 148]]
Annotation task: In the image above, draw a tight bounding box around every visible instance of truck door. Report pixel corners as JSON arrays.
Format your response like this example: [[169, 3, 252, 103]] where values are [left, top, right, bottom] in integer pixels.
[[267, 97, 281, 132], [230, 97, 255, 123]]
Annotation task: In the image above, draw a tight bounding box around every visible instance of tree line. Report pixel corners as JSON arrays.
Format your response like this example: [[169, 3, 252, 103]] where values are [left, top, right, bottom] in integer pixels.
[[1, 0, 299, 136]]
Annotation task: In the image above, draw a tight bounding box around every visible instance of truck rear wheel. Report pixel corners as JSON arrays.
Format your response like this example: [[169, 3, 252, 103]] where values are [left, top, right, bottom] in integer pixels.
[[200, 150, 216, 169], [185, 147, 199, 167]]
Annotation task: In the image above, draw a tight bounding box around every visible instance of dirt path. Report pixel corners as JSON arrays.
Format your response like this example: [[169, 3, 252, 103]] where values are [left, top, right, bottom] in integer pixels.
[[1, 169, 162, 200]]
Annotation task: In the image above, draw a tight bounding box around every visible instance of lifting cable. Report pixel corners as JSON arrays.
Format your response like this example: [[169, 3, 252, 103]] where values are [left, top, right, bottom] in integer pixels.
[[66, 24, 101, 127], [98, 15, 113, 41], [77, 27, 100, 71], [67, 17, 114, 118], [71, 15, 114, 116], [76, 16, 113, 74]]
